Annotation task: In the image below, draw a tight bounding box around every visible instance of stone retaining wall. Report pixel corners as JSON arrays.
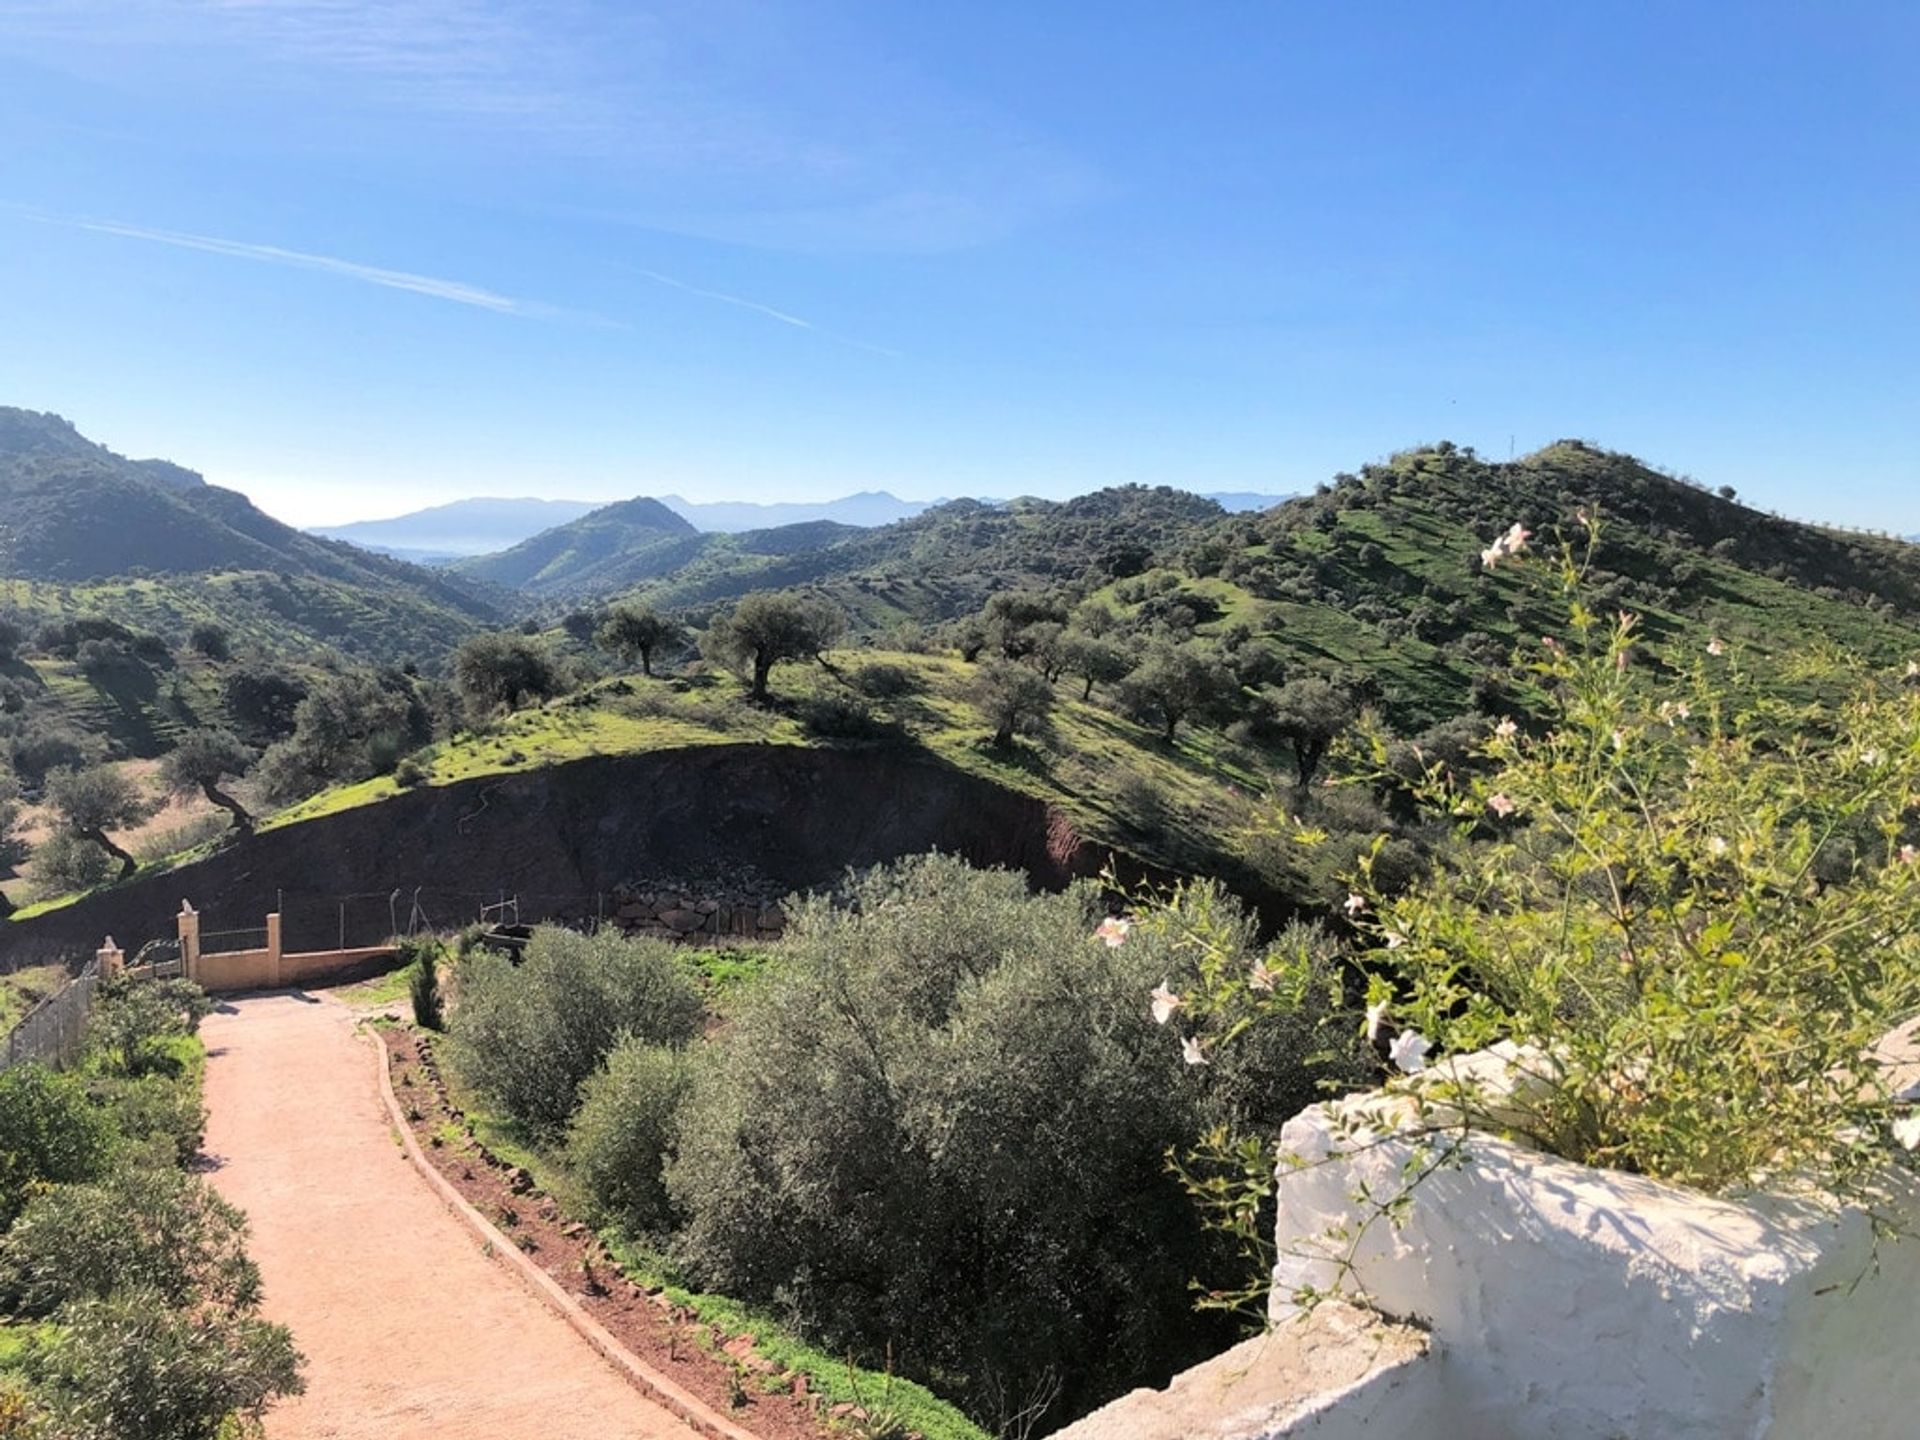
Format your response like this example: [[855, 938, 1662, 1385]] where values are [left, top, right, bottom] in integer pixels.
[[605, 884, 785, 942]]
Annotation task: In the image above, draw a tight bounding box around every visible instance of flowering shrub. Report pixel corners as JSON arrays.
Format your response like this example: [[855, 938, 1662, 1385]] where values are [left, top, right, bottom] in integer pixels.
[[1161, 517, 1920, 1313], [1347, 525, 1920, 1198]]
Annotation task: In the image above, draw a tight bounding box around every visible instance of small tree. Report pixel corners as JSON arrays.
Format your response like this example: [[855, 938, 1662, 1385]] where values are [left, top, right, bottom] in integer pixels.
[[596, 603, 679, 677], [970, 660, 1054, 748], [1267, 675, 1356, 789], [453, 633, 560, 716], [406, 938, 443, 1031], [44, 766, 153, 881], [160, 730, 255, 837], [1059, 632, 1135, 701], [1117, 643, 1237, 742], [702, 591, 846, 702], [187, 623, 230, 661]]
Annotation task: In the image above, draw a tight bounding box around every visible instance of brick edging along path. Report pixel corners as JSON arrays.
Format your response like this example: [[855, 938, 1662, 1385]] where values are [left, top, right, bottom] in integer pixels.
[[370, 1023, 766, 1440], [200, 992, 709, 1440]]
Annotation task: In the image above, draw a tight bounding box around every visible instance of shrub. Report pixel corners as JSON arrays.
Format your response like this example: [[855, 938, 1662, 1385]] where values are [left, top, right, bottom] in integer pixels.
[[0, 1163, 261, 1318], [0, 1068, 113, 1229], [449, 928, 703, 1134], [187, 623, 230, 661], [666, 856, 1362, 1430], [851, 661, 923, 699], [86, 1073, 206, 1167], [567, 1038, 692, 1236], [392, 755, 428, 788], [22, 1290, 302, 1440], [406, 939, 443, 1031], [454, 633, 561, 716], [794, 693, 896, 742], [89, 977, 213, 1079], [26, 832, 115, 898]]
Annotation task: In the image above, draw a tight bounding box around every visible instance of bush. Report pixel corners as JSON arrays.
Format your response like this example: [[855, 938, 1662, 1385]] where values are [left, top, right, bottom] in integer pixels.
[[449, 928, 704, 1134], [392, 755, 428, 788], [567, 1038, 692, 1236], [86, 1073, 206, 1167], [0, 1163, 260, 1318], [405, 939, 443, 1031], [26, 832, 115, 898], [22, 1290, 302, 1440], [850, 662, 923, 699], [793, 693, 896, 742], [89, 977, 213, 1079], [0, 1068, 113, 1229], [454, 633, 561, 717], [666, 856, 1362, 1430]]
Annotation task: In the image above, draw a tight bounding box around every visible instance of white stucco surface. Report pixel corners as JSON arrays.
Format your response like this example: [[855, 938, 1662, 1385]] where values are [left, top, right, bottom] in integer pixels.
[[1049, 1304, 1433, 1440], [1267, 1053, 1920, 1440]]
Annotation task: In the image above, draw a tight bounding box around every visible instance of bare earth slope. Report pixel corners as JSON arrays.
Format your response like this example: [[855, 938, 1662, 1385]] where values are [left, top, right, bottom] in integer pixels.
[[200, 992, 694, 1440]]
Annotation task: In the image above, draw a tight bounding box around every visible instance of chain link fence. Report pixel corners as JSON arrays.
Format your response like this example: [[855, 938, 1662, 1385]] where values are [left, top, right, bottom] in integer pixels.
[[2, 957, 100, 1072]]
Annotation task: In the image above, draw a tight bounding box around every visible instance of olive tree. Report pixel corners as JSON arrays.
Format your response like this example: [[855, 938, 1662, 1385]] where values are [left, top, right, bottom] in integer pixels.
[[43, 765, 153, 881], [1116, 642, 1238, 742], [453, 633, 561, 716], [667, 856, 1362, 1431], [969, 659, 1054, 748], [596, 603, 680, 677], [160, 729, 255, 836], [701, 590, 845, 701]]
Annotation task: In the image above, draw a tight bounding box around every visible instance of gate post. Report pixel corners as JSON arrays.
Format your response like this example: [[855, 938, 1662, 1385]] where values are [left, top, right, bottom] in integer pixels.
[[266, 912, 283, 988], [96, 936, 123, 980], [177, 903, 201, 985]]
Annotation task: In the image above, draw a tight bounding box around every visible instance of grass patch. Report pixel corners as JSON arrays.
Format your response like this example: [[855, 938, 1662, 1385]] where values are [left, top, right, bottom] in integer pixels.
[[605, 1237, 990, 1440], [329, 960, 417, 1008]]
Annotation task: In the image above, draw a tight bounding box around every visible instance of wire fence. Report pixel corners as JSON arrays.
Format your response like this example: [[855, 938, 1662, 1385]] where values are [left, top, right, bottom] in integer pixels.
[[1, 958, 100, 1072]]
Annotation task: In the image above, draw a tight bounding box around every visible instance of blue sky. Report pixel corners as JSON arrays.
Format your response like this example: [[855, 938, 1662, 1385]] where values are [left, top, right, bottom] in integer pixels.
[[1, 2, 1916, 530]]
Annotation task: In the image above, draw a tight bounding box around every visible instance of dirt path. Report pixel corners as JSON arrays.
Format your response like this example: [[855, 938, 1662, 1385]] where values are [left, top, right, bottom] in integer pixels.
[[201, 991, 697, 1440]]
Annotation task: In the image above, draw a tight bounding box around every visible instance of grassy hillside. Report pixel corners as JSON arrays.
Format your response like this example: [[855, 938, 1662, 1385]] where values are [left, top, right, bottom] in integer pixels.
[[0, 407, 501, 663], [450, 497, 701, 596], [266, 649, 1271, 879], [620, 486, 1228, 627]]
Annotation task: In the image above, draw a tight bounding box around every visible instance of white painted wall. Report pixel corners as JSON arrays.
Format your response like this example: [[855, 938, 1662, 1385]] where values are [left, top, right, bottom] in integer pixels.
[[1268, 1072, 1920, 1440]]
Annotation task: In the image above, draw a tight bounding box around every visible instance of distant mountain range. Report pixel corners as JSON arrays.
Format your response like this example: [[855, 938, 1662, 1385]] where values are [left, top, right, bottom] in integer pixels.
[[309, 488, 1292, 560]]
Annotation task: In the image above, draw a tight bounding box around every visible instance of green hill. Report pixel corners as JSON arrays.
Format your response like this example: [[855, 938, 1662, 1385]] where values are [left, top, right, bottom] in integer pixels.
[[0, 408, 502, 666], [450, 497, 702, 596]]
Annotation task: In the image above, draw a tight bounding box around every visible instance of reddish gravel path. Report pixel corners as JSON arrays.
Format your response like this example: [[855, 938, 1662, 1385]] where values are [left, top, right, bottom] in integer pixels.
[[201, 992, 696, 1440]]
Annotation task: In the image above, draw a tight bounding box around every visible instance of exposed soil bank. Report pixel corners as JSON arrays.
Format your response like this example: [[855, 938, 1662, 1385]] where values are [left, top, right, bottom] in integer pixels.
[[3, 746, 1155, 963]]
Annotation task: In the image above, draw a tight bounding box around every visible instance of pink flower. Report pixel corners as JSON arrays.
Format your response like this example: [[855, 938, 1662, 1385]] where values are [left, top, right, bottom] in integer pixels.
[[1708, 638, 1726, 657], [1383, 929, 1406, 950], [1094, 917, 1131, 948], [1180, 1035, 1209, 1067], [1343, 892, 1368, 917], [1494, 717, 1518, 739], [1901, 845, 1918, 865], [1488, 792, 1516, 818], [1248, 959, 1276, 993], [1150, 981, 1183, 1025], [1480, 546, 1504, 570]]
